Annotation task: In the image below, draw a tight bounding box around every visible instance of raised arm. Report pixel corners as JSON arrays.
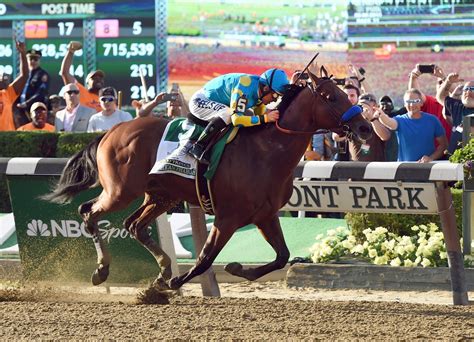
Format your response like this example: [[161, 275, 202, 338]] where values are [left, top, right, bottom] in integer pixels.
[[60, 41, 81, 85], [436, 73, 462, 105], [11, 40, 28, 94], [377, 111, 398, 131]]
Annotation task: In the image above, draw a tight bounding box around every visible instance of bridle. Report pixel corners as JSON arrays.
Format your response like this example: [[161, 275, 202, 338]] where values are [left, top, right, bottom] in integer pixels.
[[275, 77, 362, 136]]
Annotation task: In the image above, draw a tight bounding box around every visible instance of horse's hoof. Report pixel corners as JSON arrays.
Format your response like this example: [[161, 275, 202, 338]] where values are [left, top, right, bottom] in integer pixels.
[[91, 264, 110, 286], [152, 277, 171, 291], [168, 277, 181, 290], [224, 262, 243, 277]]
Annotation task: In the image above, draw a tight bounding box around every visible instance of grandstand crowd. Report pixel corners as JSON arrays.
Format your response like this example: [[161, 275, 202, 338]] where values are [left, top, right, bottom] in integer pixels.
[[1, 39, 473, 164]]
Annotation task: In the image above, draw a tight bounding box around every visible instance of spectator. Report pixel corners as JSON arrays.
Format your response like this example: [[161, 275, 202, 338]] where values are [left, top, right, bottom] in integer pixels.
[[0, 40, 28, 131], [133, 89, 181, 119], [379, 95, 398, 161], [408, 65, 452, 152], [87, 87, 133, 132], [378, 88, 447, 162], [14, 49, 50, 128], [48, 94, 65, 126], [55, 83, 95, 132], [17, 102, 55, 132], [61, 41, 104, 112], [336, 93, 391, 161], [346, 64, 371, 94], [436, 73, 474, 154]]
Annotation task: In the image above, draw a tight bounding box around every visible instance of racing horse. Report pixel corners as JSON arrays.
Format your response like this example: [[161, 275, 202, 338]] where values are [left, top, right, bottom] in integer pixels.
[[42, 69, 372, 290]]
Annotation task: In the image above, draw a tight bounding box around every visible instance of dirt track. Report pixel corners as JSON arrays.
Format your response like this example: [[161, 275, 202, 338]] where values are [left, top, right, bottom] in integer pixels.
[[1, 282, 473, 340]]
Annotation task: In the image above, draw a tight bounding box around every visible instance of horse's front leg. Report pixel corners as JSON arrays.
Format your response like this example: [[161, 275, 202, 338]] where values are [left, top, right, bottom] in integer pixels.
[[224, 214, 290, 281], [168, 223, 234, 289]]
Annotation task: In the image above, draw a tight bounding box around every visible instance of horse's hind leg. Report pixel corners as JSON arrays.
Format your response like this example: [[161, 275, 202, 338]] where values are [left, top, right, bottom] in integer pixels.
[[168, 223, 234, 290], [124, 193, 177, 287], [225, 214, 290, 281], [79, 190, 136, 285]]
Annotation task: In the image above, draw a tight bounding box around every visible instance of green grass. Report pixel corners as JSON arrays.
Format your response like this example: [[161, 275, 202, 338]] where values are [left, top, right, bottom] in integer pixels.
[[168, 1, 347, 36]]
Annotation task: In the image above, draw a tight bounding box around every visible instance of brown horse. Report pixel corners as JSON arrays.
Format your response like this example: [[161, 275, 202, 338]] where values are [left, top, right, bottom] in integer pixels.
[[43, 72, 372, 290]]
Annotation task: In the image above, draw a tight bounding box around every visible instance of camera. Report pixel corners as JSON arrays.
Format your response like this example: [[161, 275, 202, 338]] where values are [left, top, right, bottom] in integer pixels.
[[163, 93, 178, 102], [299, 72, 309, 80], [418, 64, 435, 74]]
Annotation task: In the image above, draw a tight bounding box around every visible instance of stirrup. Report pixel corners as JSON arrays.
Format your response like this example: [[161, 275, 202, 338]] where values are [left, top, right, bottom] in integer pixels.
[[189, 143, 205, 160]]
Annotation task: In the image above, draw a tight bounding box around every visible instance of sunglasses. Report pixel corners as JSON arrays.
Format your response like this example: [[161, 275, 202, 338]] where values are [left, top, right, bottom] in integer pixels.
[[100, 96, 115, 102], [463, 86, 474, 92], [404, 99, 422, 104], [66, 90, 79, 95]]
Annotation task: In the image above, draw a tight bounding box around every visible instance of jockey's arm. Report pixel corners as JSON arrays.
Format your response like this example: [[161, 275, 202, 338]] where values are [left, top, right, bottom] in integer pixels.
[[230, 90, 270, 126]]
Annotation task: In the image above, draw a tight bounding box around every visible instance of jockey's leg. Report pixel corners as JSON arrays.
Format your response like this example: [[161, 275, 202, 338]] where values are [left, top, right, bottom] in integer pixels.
[[168, 223, 233, 289], [187, 89, 231, 164], [225, 214, 290, 281], [188, 116, 227, 164], [124, 193, 176, 286]]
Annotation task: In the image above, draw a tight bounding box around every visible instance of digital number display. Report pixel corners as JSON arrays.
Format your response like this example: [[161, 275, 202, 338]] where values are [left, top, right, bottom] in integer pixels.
[[0, 0, 160, 108], [0, 21, 13, 77], [96, 18, 156, 101], [25, 19, 84, 96]]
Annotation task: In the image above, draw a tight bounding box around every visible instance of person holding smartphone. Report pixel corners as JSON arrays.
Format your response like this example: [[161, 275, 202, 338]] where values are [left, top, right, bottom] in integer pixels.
[[377, 88, 447, 163], [407, 64, 452, 158], [436, 73, 474, 154]]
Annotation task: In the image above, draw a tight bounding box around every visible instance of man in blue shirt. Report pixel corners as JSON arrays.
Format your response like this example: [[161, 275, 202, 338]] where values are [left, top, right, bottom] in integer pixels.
[[186, 68, 289, 164], [376, 88, 447, 162]]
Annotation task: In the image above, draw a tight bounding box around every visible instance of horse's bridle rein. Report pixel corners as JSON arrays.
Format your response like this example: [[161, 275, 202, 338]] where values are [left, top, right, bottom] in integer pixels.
[[275, 78, 361, 136]]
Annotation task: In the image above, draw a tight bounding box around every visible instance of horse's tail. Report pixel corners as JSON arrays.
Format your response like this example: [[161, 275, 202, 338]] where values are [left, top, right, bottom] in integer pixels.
[[41, 133, 106, 204]]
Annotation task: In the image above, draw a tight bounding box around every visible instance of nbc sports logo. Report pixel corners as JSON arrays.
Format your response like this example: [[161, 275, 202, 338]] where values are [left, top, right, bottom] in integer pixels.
[[26, 219, 51, 237]]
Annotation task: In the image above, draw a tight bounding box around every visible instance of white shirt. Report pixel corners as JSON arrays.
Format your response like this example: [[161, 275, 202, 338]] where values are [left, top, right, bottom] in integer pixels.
[[87, 109, 133, 132], [63, 104, 80, 132]]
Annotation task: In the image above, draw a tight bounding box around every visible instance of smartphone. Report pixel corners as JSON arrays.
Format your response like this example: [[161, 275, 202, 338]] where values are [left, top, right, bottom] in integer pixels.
[[418, 64, 435, 74], [163, 93, 177, 102], [334, 78, 346, 86]]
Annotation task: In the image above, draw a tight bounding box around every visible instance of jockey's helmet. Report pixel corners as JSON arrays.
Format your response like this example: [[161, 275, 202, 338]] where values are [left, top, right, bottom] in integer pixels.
[[260, 68, 289, 96]]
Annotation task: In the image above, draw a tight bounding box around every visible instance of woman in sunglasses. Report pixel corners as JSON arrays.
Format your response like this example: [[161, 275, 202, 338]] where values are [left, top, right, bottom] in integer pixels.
[[186, 68, 290, 164], [377, 88, 447, 163], [87, 87, 133, 132]]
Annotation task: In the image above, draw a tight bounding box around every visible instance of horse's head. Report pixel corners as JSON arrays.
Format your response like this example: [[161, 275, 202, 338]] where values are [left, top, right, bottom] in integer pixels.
[[305, 66, 372, 141]]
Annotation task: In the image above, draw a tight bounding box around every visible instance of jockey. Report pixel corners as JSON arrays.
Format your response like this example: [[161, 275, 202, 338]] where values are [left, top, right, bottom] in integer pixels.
[[187, 68, 290, 164]]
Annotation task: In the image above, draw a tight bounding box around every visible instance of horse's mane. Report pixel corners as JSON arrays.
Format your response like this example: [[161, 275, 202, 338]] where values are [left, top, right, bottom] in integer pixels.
[[277, 84, 306, 117]]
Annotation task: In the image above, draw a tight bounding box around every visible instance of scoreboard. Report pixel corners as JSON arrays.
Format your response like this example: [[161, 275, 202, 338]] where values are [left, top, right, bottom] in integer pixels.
[[0, 0, 167, 105]]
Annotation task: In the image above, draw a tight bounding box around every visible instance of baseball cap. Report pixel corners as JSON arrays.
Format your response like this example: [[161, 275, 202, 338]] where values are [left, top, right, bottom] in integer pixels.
[[98, 86, 117, 98], [379, 95, 393, 104], [26, 49, 42, 58], [359, 93, 377, 103], [30, 102, 48, 114], [86, 70, 105, 81]]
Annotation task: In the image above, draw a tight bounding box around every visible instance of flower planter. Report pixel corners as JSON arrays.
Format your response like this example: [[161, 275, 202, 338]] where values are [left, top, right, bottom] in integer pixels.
[[286, 263, 474, 292]]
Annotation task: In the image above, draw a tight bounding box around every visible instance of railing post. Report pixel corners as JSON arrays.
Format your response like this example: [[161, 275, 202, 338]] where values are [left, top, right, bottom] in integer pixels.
[[435, 181, 468, 305]]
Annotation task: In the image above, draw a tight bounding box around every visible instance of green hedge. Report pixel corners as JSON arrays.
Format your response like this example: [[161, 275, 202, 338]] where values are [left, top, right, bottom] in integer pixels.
[[0, 132, 102, 212], [346, 189, 463, 240]]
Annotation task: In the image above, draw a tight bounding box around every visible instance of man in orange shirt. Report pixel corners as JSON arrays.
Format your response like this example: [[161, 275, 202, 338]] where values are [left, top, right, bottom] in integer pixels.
[[60, 41, 105, 112], [17, 102, 55, 132], [0, 40, 28, 131]]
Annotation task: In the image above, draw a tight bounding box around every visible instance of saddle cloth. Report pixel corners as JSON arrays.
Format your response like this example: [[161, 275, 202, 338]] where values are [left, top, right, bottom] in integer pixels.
[[149, 118, 234, 180]]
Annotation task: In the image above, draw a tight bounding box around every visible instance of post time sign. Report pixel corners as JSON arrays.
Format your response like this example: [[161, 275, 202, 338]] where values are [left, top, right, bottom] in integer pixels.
[[0, 0, 166, 106]]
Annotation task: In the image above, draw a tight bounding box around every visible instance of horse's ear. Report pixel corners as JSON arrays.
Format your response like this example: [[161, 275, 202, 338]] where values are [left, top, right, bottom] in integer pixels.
[[320, 65, 329, 78], [308, 69, 319, 86]]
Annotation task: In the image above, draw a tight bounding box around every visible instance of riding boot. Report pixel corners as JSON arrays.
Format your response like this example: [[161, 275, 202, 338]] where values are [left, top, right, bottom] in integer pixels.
[[188, 117, 227, 164]]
